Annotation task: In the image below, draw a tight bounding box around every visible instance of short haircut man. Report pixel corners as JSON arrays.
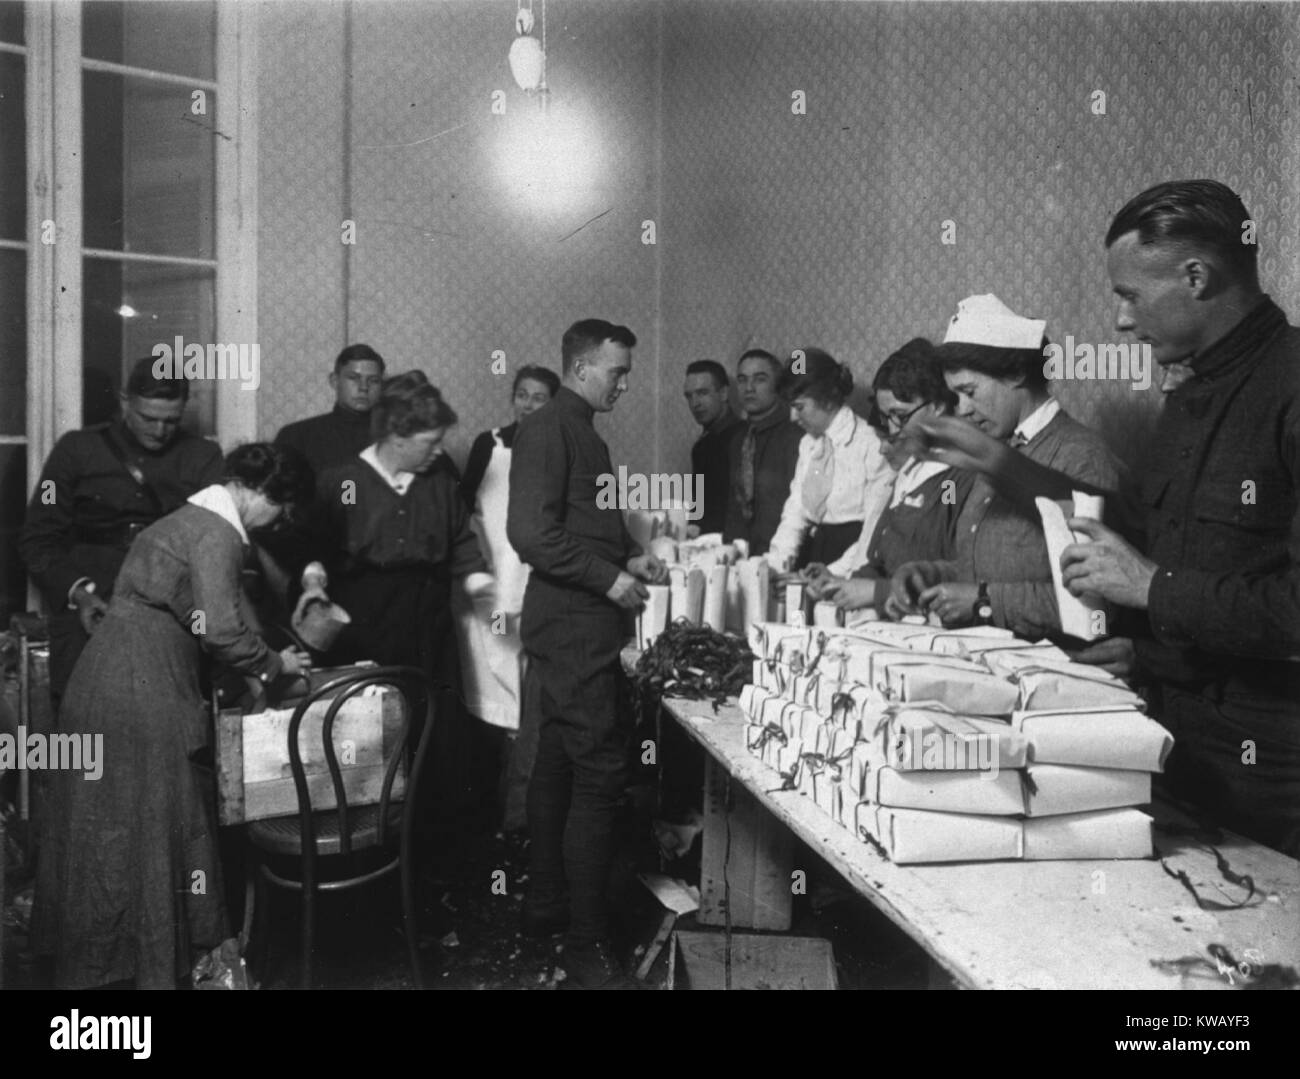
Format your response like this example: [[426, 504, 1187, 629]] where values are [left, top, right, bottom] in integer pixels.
[[1061, 177, 1300, 856], [561, 319, 636, 374], [685, 358, 729, 389]]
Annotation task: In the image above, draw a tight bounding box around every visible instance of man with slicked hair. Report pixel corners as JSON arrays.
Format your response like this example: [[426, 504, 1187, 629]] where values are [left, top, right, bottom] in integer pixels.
[[1061, 179, 1300, 856]]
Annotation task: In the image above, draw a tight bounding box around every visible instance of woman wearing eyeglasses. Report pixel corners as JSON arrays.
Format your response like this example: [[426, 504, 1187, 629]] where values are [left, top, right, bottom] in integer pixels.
[[810, 338, 976, 613], [33, 443, 315, 989]]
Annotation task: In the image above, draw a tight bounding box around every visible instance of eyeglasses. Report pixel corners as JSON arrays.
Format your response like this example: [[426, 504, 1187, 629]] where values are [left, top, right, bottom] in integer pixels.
[[884, 402, 927, 433]]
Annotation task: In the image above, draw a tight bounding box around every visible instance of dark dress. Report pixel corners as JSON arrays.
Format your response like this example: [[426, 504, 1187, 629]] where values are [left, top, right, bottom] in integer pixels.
[[32, 499, 282, 989]]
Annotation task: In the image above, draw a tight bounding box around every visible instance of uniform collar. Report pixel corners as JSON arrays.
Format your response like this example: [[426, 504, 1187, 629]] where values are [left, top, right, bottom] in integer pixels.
[[188, 484, 249, 545], [332, 404, 374, 426], [556, 385, 596, 423], [1187, 295, 1287, 381], [1013, 397, 1060, 445]]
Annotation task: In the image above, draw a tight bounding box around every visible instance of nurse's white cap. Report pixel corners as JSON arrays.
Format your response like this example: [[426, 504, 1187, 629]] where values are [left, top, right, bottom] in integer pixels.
[[943, 294, 1046, 350]]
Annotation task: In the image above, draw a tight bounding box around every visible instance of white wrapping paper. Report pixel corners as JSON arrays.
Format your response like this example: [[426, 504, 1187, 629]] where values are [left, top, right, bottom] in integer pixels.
[[1023, 763, 1151, 817], [1036, 492, 1107, 641], [703, 564, 728, 631], [1015, 666, 1145, 712], [856, 803, 1024, 864], [1012, 707, 1173, 771], [636, 583, 671, 650], [865, 705, 1029, 770], [1021, 808, 1154, 860]]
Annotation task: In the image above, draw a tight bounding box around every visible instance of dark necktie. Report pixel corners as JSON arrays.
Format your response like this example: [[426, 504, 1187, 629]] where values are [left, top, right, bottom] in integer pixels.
[[740, 424, 758, 522]]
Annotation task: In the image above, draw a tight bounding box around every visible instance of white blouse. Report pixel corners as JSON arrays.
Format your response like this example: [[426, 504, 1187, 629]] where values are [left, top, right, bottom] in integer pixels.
[[766, 405, 895, 576]]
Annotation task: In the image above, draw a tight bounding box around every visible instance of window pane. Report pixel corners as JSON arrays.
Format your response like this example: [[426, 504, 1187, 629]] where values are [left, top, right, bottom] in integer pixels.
[[0, 53, 24, 242], [0, 442, 27, 624], [0, 249, 25, 435], [83, 71, 216, 259], [83, 256, 217, 436], [82, 0, 215, 80], [0, 3, 22, 45]]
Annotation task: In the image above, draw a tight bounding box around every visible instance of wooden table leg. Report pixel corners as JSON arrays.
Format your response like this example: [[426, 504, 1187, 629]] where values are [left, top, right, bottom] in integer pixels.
[[698, 758, 793, 930]]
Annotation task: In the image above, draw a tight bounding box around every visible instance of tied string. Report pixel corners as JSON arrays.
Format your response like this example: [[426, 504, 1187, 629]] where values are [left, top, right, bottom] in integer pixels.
[[800, 746, 853, 784], [1158, 843, 1258, 912], [830, 691, 855, 728], [804, 631, 829, 676], [1153, 819, 1258, 911], [857, 822, 890, 861], [754, 722, 787, 752]]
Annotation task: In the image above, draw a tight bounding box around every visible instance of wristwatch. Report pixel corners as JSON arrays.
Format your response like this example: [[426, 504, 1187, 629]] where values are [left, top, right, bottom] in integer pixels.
[[972, 582, 993, 625]]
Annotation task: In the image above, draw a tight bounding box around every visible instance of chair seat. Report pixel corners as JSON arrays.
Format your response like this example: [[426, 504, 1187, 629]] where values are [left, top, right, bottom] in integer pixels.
[[247, 803, 403, 857]]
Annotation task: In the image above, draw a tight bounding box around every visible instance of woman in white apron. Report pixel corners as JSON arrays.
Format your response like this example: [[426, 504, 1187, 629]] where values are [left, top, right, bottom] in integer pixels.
[[456, 365, 560, 830]]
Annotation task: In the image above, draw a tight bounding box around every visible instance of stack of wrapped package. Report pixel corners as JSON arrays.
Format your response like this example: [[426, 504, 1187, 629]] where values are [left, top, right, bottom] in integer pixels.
[[738, 622, 1171, 864], [633, 531, 782, 648]]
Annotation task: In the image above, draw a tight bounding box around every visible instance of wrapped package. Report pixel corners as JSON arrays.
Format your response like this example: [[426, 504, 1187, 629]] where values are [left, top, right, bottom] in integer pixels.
[[826, 683, 890, 738], [879, 657, 1021, 716], [761, 735, 805, 786], [791, 671, 821, 706], [980, 647, 1080, 680], [1015, 665, 1145, 711], [738, 683, 768, 722], [738, 559, 773, 641], [857, 742, 1025, 815], [1023, 763, 1151, 817], [812, 722, 857, 761], [856, 803, 1023, 864], [1012, 707, 1173, 771], [864, 705, 1028, 771], [780, 703, 826, 745], [812, 601, 843, 628], [635, 584, 671, 649], [1021, 808, 1154, 860], [702, 564, 728, 632]]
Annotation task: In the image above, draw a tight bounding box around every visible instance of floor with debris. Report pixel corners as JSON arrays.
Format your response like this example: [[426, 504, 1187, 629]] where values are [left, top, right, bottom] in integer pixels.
[[2, 719, 934, 991]]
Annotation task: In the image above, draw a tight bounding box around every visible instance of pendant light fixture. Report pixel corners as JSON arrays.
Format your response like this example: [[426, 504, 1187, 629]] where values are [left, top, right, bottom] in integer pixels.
[[508, 0, 548, 106]]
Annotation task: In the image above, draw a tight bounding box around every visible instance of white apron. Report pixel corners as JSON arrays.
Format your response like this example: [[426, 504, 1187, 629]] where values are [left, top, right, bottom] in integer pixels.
[[454, 429, 530, 729]]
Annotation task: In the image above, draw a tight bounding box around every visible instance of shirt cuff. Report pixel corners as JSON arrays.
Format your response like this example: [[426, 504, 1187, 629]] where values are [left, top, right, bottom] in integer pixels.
[[463, 571, 495, 598], [66, 577, 94, 609], [300, 561, 329, 592]]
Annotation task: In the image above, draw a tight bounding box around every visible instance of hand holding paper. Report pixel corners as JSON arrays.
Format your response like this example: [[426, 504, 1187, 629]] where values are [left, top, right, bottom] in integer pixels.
[[1036, 493, 1110, 640], [1060, 518, 1157, 611]]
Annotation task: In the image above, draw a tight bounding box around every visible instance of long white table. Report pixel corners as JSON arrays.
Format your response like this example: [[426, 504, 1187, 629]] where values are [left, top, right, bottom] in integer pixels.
[[630, 650, 1300, 990]]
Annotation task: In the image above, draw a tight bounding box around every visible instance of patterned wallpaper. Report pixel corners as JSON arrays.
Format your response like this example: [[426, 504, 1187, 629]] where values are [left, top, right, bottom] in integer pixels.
[[256, 0, 1300, 478], [657, 0, 1300, 474], [341, 0, 661, 475], [256, 0, 350, 440]]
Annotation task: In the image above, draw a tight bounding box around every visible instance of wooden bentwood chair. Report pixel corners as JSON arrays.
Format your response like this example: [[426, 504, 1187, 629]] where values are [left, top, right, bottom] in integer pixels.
[[239, 666, 436, 988]]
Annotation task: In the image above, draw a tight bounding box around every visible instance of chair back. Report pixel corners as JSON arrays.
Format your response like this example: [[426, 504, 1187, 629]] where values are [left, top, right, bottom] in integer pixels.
[[284, 665, 435, 858]]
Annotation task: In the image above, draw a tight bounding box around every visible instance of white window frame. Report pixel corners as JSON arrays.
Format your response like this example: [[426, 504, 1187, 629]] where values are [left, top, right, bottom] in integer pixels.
[[21, 0, 259, 497]]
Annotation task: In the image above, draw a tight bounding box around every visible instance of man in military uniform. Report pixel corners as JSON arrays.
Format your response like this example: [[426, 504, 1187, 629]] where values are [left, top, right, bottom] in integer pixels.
[[19, 358, 223, 710], [1062, 179, 1300, 856], [508, 319, 667, 989], [274, 343, 386, 473]]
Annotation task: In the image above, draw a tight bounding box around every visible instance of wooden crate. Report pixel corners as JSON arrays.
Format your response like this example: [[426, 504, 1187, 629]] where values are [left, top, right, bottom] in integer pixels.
[[672, 929, 838, 990], [216, 685, 407, 826]]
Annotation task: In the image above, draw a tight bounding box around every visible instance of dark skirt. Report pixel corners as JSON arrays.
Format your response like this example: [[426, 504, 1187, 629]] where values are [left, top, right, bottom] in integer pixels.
[[31, 597, 228, 989], [795, 519, 862, 570]]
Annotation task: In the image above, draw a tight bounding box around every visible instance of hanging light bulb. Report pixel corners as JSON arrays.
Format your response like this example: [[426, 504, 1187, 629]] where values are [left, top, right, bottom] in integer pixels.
[[509, 2, 545, 93]]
